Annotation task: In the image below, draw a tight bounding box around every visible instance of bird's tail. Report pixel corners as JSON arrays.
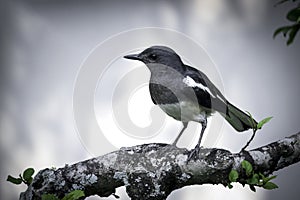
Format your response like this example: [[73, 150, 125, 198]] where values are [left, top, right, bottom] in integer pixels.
[[224, 102, 257, 132]]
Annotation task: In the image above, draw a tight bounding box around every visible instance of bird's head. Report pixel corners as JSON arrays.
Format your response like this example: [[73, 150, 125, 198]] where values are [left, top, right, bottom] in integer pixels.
[[124, 46, 184, 70]]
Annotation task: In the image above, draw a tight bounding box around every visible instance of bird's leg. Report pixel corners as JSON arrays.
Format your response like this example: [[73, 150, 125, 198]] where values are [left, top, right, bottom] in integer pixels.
[[197, 118, 207, 148], [172, 122, 188, 146], [161, 122, 188, 154], [188, 118, 207, 161]]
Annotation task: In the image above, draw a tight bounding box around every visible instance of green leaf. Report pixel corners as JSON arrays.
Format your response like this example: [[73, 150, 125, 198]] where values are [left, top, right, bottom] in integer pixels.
[[41, 194, 59, 200], [287, 8, 300, 22], [247, 173, 259, 185], [26, 177, 33, 185], [241, 160, 253, 176], [258, 179, 264, 186], [23, 168, 35, 182], [228, 183, 233, 189], [263, 181, 279, 190], [259, 172, 266, 179], [245, 111, 257, 130], [266, 175, 277, 182], [257, 117, 273, 129], [62, 190, 85, 200], [262, 175, 277, 184], [274, 0, 292, 7], [273, 26, 292, 38], [229, 170, 239, 182], [259, 173, 278, 184], [287, 25, 300, 45], [7, 175, 23, 185]]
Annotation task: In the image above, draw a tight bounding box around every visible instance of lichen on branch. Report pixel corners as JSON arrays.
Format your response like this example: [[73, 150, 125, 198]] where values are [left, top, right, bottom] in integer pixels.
[[20, 132, 300, 200]]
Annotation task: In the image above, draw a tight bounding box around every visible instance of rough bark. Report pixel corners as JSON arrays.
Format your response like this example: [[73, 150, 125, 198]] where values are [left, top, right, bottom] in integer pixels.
[[20, 132, 300, 200]]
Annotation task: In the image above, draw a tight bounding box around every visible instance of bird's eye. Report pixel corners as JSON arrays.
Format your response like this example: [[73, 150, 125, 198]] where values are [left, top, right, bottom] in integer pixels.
[[149, 53, 157, 60]]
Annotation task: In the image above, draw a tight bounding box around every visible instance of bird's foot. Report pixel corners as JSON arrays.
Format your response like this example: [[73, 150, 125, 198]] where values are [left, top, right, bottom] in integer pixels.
[[187, 144, 203, 162]]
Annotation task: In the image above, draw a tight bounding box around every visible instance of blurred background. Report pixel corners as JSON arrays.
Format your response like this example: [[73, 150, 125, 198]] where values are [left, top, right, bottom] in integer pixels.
[[1, 0, 300, 199]]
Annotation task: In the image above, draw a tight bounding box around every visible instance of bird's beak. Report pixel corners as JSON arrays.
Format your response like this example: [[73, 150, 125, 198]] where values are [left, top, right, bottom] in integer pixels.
[[123, 53, 142, 61]]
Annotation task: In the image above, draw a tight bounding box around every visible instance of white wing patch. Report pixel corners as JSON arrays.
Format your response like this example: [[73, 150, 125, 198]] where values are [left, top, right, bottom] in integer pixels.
[[183, 76, 216, 98]]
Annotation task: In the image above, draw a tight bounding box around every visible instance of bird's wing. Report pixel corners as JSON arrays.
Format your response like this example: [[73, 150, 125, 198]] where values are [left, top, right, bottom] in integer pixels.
[[183, 65, 228, 113], [150, 94, 157, 105], [185, 66, 225, 99], [183, 65, 257, 131], [149, 83, 157, 105]]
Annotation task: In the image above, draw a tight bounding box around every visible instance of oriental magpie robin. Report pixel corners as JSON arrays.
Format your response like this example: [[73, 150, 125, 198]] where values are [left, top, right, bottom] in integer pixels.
[[124, 46, 257, 159]]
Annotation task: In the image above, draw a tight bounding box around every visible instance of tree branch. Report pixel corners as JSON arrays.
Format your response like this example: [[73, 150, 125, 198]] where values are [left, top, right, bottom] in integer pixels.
[[20, 132, 300, 200]]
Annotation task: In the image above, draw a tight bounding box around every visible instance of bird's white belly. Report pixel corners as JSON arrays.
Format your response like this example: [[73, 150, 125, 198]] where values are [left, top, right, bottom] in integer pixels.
[[159, 101, 208, 123]]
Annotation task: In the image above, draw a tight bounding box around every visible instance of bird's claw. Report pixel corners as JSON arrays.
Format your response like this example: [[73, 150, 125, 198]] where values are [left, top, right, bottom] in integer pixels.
[[187, 144, 202, 161]]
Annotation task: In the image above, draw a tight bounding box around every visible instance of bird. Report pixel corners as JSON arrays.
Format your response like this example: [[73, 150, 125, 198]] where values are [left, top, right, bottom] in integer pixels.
[[124, 46, 257, 159]]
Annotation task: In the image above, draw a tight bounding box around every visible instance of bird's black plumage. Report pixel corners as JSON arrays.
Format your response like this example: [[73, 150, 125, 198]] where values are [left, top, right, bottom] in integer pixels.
[[124, 46, 257, 155]]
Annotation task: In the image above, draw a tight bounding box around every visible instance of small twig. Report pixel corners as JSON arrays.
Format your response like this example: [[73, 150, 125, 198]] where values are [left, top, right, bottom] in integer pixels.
[[241, 129, 257, 151], [242, 111, 259, 152]]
